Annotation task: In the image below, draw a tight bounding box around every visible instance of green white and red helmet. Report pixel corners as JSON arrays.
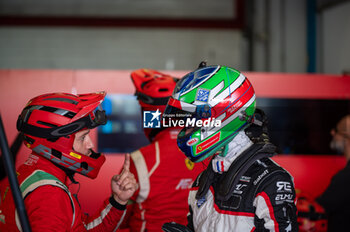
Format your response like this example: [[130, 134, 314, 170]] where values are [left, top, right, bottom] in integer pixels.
[[16, 91, 107, 179], [164, 64, 256, 162]]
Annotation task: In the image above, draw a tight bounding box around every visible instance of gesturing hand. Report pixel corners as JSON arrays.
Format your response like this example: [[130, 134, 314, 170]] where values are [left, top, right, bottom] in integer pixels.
[[111, 153, 138, 205]]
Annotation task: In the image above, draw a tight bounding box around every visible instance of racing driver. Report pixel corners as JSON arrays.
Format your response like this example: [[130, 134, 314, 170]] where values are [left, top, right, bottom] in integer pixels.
[[162, 63, 298, 232], [0, 91, 138, 231]]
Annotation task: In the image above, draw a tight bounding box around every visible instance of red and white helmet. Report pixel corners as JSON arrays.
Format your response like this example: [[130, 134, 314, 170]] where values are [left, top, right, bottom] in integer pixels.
[[131, 69, 178, 112], [16, 91, 107, 179], [131, 69, 178, 140]]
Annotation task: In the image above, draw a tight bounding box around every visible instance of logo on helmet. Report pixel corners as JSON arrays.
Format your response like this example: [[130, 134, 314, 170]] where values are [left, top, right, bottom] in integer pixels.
[[195, 132, 221, 154], [186, 138, 199, 146], [196, 88, 210, 102]]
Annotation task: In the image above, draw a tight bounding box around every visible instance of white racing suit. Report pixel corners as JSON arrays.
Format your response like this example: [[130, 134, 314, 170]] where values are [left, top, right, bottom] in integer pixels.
[[186, 132, 298, 232]]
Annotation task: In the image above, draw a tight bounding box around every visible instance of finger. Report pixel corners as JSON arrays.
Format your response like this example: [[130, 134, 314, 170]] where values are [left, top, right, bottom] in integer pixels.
[[116, 169, 132, 185], [119, 175, 136, 189], [111, 176, 121, 190], [123, 153, 131, 171], [120, 182, 138, 192], [117, 172, 136, 186], [112, 174, 120, 181]]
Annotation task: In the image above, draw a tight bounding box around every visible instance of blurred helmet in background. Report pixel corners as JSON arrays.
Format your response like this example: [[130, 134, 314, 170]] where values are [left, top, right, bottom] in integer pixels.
[[131, 69, 178, 141]]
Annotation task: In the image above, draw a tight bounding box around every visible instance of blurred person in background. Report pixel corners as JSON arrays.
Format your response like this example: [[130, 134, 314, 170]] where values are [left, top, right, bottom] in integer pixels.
[[317, 114, 350, 232], [162, 63, 298, 232], [0, 91, 138, 231], [296, 189, 327, 232], [120, 69, 205, 231]]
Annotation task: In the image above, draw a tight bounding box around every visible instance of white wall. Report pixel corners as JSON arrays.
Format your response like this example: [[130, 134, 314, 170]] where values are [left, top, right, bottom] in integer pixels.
[[0, 27, 242, 70], [320, 1, 350, 74], [251, 0, 350, 74], [0, 0, 349, 74], [253, 0, 307, 73]]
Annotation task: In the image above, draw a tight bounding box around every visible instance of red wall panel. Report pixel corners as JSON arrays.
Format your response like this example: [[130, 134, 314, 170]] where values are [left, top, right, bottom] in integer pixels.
[[1, 69, 350, 215], [272, 155, 346, 200]]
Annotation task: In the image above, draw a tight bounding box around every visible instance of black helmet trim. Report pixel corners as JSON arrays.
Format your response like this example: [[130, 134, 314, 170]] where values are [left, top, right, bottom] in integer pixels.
[[42, 97, 79, 105], [135, 91, 171, 106]]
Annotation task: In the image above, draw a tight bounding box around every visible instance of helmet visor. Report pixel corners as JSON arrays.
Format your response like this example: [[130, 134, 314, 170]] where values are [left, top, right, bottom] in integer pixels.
[[49, 107, 107, 138], [18, 105, 107, 139], [163, 97, 212, 122]]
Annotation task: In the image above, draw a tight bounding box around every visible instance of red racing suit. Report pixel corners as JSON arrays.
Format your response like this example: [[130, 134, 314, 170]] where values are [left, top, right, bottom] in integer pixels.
[[0, 153, 126, 231], [122, 128, 205, 232]]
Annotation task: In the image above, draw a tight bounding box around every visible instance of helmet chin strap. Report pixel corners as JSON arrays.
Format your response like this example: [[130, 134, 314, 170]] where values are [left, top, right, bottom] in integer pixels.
[[51, 155, 81, 206], [67, 172, 79, 184], [67, 170, 81, 207]]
